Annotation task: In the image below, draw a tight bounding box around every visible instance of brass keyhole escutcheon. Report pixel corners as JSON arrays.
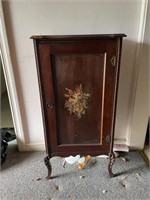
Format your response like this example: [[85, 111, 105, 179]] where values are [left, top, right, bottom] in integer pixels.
[[106, 135, 111, 143]]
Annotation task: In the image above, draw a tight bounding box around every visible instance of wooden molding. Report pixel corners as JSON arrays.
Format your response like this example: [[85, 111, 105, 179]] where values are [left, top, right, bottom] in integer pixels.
[[0, 1, 25, 151], [126, 0, 148, 147]]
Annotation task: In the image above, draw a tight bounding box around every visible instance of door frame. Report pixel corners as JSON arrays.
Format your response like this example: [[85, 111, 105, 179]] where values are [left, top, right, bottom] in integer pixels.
[[126, 0, 148, 148], [0, 1, 25, 151]]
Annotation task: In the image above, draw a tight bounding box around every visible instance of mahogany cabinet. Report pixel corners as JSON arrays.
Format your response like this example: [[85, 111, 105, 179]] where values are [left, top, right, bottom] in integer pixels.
[[31, 34, 126, 179]]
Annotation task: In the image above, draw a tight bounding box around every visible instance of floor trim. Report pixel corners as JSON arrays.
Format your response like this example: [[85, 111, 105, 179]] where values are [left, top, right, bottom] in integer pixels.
[[138, 149, 150, 166], [24, 142, 45, 151]]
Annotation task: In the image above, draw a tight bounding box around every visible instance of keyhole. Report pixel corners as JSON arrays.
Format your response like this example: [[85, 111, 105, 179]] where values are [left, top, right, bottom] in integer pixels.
[[47, 102, 54, 109]]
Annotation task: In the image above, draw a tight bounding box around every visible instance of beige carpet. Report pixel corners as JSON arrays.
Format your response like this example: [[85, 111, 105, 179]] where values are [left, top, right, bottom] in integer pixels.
[[0, 142, 150, 200]]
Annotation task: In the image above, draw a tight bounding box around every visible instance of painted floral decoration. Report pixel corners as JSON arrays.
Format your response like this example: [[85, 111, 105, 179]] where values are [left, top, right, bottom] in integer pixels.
[[64, 84, 90, 119]]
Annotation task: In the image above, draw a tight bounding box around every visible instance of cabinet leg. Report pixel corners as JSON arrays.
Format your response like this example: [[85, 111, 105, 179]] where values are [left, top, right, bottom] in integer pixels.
[[44, 155, 52, 180], [108, 152, 115, 178]]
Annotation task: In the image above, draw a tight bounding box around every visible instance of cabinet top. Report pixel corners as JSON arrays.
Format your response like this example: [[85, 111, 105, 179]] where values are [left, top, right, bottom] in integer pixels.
[[31, 34, 126, 41]]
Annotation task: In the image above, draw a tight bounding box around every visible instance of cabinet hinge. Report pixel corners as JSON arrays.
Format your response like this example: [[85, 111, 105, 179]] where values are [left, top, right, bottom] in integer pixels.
[[106, 135, 111, 143], [110, 56, 116, 67]]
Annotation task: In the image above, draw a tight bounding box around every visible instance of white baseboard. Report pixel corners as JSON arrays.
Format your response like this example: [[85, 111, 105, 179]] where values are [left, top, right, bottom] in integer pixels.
[[143, 145, 150, 163], [114, 138, 127, 144], [23, 142, 46, 151]]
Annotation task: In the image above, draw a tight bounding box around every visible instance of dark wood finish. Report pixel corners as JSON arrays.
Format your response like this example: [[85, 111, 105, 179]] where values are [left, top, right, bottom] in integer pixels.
[[44, 155, 52, 180], [31, 34, 126, 40], [31, 34, 126, 179], [108, 152, 116, 177]]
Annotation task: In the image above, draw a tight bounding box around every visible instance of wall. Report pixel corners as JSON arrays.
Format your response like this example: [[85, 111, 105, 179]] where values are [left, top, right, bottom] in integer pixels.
[[2, 0, 143, 150]]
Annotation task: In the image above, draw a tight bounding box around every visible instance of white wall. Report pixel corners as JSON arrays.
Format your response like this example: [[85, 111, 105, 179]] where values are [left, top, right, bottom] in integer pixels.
[[2, 0, 144, 150]]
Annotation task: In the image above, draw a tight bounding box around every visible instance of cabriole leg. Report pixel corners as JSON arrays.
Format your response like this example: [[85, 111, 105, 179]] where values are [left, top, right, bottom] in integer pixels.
[[108, 152, 115, 178], [44, 155, 52, 180]]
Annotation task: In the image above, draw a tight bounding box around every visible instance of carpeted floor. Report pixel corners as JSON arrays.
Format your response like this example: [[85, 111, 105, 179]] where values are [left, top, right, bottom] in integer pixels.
[[0, 141, 150, 200]]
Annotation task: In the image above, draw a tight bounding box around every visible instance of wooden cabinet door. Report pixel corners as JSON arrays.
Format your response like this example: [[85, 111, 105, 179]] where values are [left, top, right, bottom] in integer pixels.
[[36, 38, 120, 156]]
